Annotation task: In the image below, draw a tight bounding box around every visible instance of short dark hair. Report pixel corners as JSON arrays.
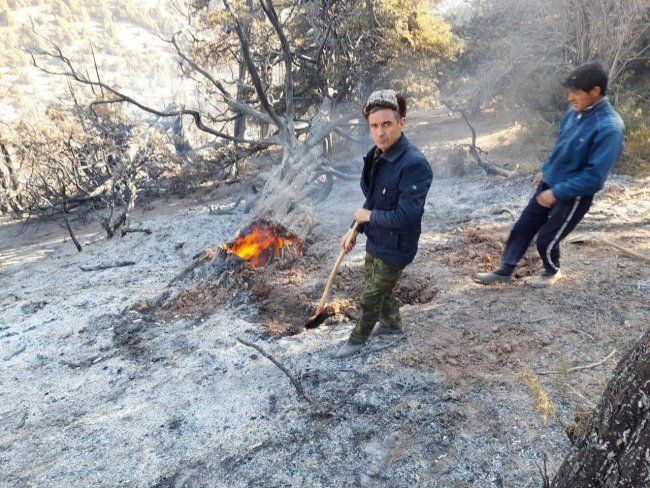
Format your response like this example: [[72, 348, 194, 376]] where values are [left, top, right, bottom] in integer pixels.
[[563, 62, 608, 95], [363, 91, 407, 120]]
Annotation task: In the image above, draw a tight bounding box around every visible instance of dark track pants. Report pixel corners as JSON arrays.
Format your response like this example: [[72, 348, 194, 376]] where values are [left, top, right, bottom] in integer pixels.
[[502, 183, 593, 274]]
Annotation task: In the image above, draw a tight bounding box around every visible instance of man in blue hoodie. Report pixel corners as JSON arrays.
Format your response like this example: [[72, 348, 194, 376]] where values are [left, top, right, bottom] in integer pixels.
[[475, 62, 625, 288], [334, 89, 433, 358]]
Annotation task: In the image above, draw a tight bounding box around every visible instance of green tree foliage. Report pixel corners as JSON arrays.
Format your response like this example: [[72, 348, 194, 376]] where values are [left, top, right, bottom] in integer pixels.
[[193, 0, 462, 117], [306, 0, 462, 104]]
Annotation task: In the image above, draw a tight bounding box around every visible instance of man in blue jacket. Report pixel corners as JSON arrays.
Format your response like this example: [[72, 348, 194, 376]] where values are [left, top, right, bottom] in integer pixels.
[[334, 89, 433, 359], [475, 62, 625, 288]]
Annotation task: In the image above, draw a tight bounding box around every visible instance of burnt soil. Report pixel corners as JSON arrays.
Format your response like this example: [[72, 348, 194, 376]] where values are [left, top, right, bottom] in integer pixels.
[[2, 112, 649, 488]]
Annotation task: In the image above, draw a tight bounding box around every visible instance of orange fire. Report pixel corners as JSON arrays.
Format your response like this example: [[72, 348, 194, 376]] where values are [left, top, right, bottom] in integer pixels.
[[223, 220, 303, 267]]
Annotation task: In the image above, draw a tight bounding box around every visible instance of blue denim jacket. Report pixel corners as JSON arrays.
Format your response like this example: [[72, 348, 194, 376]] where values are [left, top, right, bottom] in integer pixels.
[[543, 97, 624, 200]]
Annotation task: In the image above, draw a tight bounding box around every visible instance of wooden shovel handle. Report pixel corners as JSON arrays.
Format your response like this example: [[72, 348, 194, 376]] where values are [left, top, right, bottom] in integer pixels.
[[595, 236, 650, 263], [317, 221, 360, 310]]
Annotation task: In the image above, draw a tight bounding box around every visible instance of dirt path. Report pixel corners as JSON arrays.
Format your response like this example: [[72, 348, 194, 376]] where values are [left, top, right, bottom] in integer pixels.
[[1, 114, 649, 488]]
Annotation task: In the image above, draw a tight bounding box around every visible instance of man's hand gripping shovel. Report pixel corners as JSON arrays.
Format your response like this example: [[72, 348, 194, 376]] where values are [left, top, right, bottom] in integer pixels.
[[305, 221, 359, 329]]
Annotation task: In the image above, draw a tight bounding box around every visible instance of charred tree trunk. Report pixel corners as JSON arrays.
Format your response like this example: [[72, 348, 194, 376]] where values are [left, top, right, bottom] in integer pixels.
[[102, 177, 138, 238], [458, 109, 511, 177], [250, 99, 348, 241], [234, 0, 253, 140], [441, 101, 511, 177], [551, 329, 650, 487], [252, 142, 321, 241], [233, 68, 248, 140], [171, 117, 191, 154], [0, 141, 25, 214]]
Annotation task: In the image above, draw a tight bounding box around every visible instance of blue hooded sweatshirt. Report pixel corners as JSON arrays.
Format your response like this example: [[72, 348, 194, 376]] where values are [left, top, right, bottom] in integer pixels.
[[543, 97, 624, 200]]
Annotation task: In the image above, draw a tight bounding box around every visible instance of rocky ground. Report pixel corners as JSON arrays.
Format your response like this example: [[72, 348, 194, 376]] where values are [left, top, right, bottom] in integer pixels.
[[1, 113, 649, 488]]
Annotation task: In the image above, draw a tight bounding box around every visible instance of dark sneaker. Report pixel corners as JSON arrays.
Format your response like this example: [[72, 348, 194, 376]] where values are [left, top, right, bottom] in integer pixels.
[[474, 271, 512, 284], [333, 342, 364, 359], [370, 325, 405, 337], [531, 270, 563, 288]]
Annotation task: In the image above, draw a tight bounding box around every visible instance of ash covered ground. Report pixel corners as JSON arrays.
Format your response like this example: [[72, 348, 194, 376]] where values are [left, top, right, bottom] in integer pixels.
[[1, 114, 649, 487]]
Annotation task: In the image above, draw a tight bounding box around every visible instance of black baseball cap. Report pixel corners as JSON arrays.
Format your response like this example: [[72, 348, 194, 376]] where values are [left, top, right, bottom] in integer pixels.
[[563, 62, 608, 94]]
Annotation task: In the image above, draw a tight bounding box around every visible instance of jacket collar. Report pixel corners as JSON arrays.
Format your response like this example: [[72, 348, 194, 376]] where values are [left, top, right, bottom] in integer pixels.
[[373, 134, 409, 163], [580, 96, 609, 116]]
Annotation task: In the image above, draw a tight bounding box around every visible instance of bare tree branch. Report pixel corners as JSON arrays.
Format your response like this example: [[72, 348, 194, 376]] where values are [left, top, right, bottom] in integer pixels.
[[224, 0, 286, 139], [64, 216, 83, 252], [259, 0, 295, 131], [236, 337, 328, 415], [168, 33, 273, 125]]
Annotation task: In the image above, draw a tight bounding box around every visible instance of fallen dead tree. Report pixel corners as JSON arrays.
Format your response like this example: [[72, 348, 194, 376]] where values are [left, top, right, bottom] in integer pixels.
[[442, 100, 513, 177]]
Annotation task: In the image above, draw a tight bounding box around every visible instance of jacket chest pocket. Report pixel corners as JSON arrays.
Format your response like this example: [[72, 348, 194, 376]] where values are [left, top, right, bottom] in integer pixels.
[[382, 186, 399, 208]]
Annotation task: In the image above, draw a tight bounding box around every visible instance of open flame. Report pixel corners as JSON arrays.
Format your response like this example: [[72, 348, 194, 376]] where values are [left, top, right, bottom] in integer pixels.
[[222, 220, 303, 267]]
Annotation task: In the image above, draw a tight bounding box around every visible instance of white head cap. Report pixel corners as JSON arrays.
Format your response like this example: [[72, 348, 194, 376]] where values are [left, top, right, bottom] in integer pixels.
[[365, 89, 399, 112]]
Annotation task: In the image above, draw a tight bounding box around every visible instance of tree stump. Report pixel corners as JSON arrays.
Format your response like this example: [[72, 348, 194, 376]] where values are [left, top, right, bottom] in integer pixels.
[[552, 329, 650, 487]]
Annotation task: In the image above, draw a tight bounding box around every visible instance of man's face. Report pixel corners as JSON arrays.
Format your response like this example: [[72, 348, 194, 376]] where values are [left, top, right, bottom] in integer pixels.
[[568, 87, 602, 112], [368, 108, 405, 152]]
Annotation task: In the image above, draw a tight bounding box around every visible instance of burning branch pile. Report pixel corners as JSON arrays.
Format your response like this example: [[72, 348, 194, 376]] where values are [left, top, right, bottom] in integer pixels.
[[222, 219, 303, 267], [139, 220, 309, 332]]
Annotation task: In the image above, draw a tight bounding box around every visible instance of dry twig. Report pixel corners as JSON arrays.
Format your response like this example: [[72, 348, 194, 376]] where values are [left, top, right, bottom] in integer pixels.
[[537, 452, 550, 488], [236, 337, 328, 414], [64, 217, 82, 252], [79, 261, 136, 272], [566, 385, 597, 409], [121, 227, 152, 236], [537, 349, 617, 375]]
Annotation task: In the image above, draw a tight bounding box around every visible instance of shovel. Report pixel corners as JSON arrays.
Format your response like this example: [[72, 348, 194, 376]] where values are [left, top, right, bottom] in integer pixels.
[[305, 221, 359, 329]]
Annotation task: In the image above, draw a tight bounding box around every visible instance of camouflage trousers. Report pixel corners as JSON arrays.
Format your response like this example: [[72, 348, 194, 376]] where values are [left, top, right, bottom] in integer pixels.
[[349, 253, 404, 345]]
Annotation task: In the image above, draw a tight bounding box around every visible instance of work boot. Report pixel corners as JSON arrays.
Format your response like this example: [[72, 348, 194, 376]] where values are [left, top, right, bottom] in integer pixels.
[[531, 270, 563, 288], [474, 270, 512, 284], [370, 324, 405, 337], [333, 341, 364, 359]]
